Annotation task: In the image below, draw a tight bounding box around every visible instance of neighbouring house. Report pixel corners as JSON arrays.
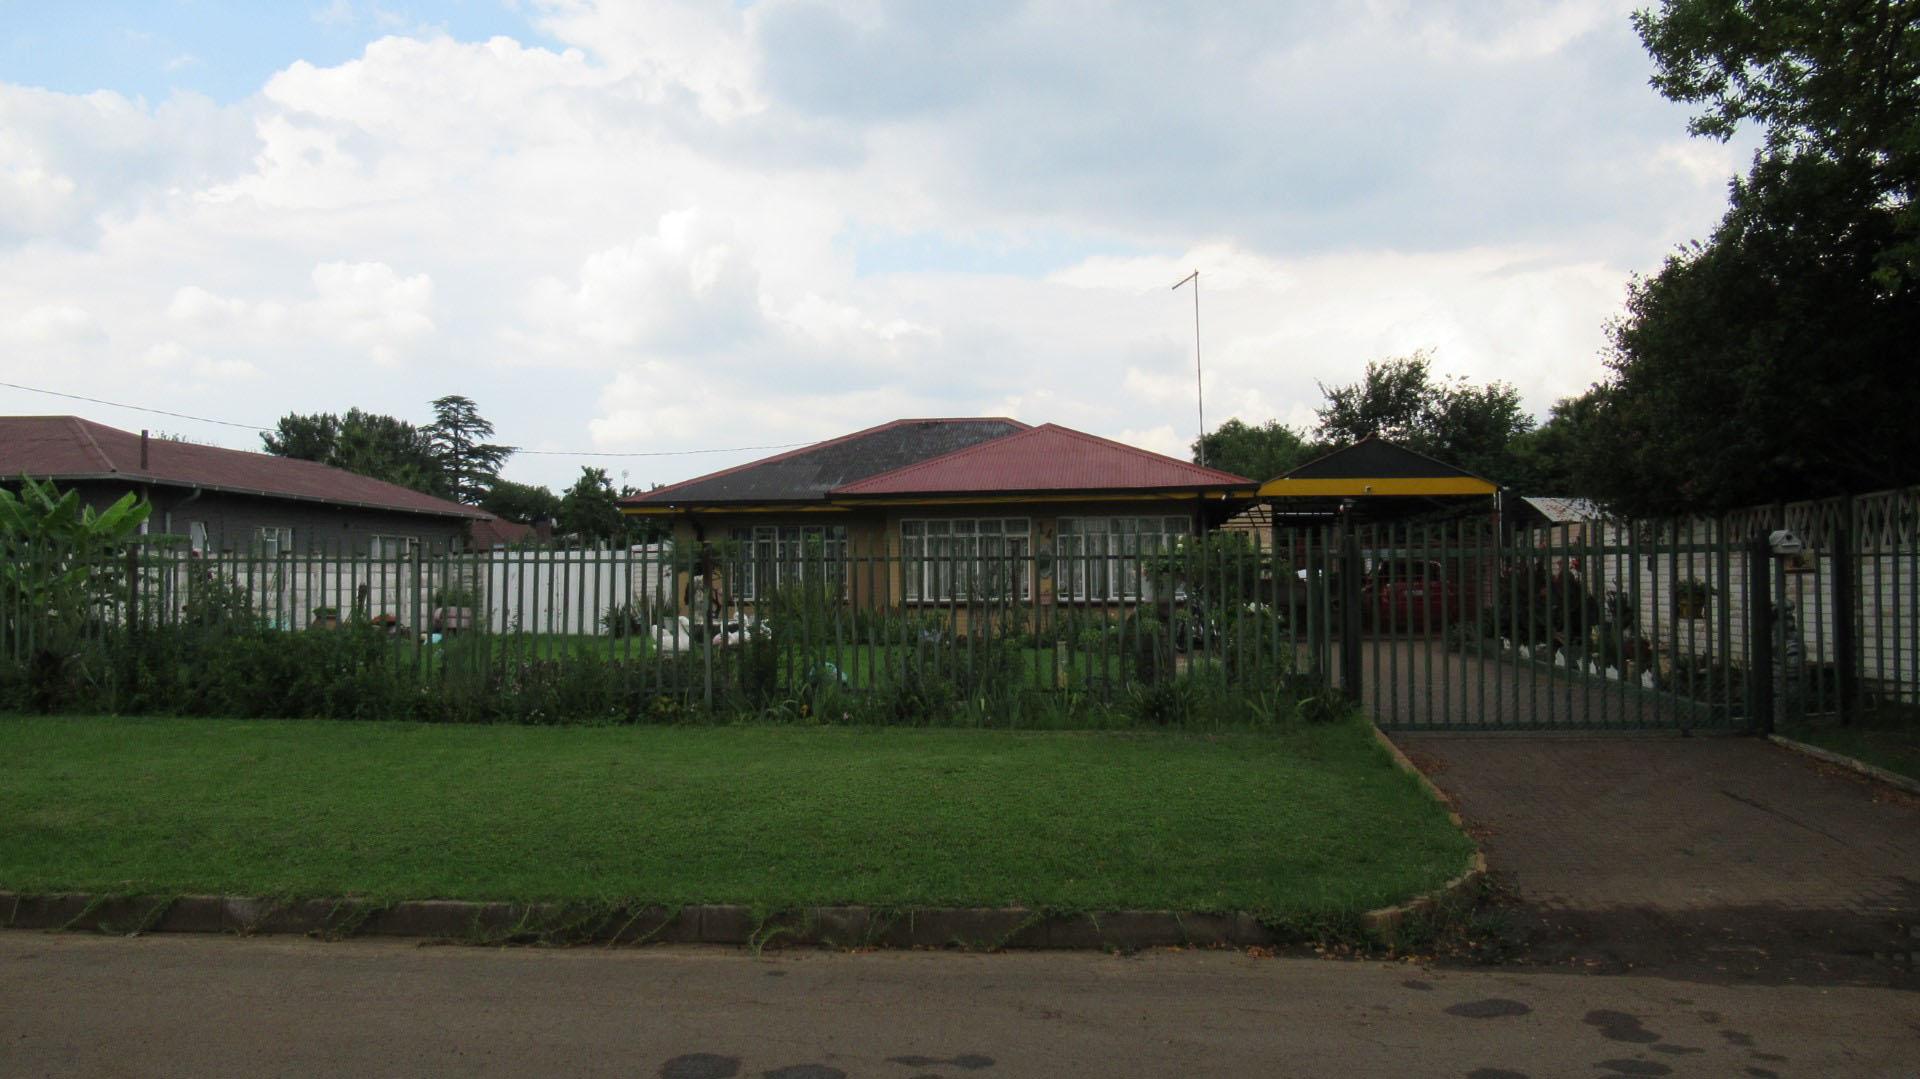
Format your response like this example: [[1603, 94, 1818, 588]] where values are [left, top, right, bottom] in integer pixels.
[[0, 415, 487, 554], [1511, 495, 1603, 539], [620, 418, 1256, 611], [468, 514, 551, 550]]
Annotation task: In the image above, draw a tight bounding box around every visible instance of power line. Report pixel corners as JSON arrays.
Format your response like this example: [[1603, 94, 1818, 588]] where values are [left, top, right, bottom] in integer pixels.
[[0, 380, 270, 431], [0, 379, 811, 458]]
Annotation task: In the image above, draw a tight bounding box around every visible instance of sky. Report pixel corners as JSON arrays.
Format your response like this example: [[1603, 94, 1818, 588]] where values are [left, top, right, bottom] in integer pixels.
[[0, 0, 1753, 493]]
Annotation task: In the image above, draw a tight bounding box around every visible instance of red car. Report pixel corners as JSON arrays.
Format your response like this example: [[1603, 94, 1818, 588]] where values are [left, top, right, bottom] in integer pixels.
[[1362, 559, 1463, 631]]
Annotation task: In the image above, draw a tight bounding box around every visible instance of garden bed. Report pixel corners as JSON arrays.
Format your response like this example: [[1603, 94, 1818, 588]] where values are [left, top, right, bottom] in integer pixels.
[[0, 714, 1471, 919]]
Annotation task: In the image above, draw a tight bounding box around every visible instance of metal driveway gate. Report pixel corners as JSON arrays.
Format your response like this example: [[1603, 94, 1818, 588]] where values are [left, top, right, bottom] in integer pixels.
[[1274, 510, 1781, 729]]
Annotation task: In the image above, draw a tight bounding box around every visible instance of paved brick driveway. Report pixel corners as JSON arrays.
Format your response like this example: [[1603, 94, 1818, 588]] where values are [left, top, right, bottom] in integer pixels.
[[1394, 733, 1920, 984]]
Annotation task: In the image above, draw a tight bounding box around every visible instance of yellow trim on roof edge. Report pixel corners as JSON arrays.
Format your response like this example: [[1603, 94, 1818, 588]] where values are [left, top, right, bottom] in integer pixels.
[[623, 488, 1257, 515], [1257, 477, 1497, 497]]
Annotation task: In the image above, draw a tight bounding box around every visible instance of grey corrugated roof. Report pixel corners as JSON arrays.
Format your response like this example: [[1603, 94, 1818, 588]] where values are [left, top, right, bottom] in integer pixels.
[[1520, 496, 1602, 523], [627, 418, 1030, 505], [1286, 436, 1486, 481]]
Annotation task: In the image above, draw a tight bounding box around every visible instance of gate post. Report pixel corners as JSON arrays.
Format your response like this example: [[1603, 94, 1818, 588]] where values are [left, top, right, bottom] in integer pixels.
[[1747, 534, 1774, 734], [1340, 528, 1364, 700], [1831, 515, 1857, 726]]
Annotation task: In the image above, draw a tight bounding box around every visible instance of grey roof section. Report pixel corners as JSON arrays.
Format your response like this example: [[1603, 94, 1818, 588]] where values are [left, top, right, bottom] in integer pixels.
[[631, 418, 1029, 505], [1520, 496, 1603, 523]]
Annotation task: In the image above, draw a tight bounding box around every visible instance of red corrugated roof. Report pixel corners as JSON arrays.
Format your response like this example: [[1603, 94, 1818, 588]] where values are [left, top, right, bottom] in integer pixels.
[[0, 416, 486, 519], [469, 515, 538, 547], [623, 417, 1031, 505], [832, 423, 1253, 496]]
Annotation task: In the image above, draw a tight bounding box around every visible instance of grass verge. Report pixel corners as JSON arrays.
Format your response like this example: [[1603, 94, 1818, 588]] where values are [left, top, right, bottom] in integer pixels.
[[0, 714, 1470, 917], [1781, 712, 1920, 784]]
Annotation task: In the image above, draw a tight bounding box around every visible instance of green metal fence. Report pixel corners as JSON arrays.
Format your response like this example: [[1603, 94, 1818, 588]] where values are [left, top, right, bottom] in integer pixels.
[[1331, 486, 1918, 732], [0, 530, 1342, 720]]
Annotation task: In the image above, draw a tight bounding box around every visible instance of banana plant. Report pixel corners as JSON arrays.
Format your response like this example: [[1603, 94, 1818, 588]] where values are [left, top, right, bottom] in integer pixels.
[[1, 477, 155, 707]]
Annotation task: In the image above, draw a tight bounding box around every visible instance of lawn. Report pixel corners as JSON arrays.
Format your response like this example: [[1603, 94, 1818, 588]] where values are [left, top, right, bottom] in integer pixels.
[[1782, 713, 1920, 784], [0, 715, 1470, 916]]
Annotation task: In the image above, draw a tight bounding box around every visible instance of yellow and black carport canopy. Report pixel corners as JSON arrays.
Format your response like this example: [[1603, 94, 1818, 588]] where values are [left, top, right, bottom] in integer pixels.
[[1257, 436, 1497, 499]]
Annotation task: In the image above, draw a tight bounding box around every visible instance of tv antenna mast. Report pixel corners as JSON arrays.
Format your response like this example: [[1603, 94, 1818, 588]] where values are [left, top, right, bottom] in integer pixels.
[[1171, 269, 1205, 466]]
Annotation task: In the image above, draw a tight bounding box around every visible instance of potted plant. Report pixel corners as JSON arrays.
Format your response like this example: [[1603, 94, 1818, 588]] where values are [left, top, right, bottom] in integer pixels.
[[309, 606, 340, 630], [431, 584, 479, 636], [1673, 578, 1714, 620]]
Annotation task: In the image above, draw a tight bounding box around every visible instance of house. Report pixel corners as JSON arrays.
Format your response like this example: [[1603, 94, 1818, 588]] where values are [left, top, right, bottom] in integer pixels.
[[0, 415, 487, 554], [468, 514, 550, 550], [620, 418, 1255, 609]]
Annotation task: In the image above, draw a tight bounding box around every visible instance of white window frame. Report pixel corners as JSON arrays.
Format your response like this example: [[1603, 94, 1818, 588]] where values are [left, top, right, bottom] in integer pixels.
[[1055, 515, 1190, 602], [370, 534, 416, 560], [901, 517, 1031, 602], [255, 525, 293, 558], [728, 524, 847, 601]]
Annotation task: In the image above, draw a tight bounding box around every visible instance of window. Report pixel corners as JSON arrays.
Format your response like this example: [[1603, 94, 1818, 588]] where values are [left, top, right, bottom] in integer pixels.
[[901, 518, 1031, 601], [370, 534, 416, 560], [1055, 516, 1189, 601], [188, 521, 208, 555], [727, 525, 847, 600], [255, 526, 293, 558]]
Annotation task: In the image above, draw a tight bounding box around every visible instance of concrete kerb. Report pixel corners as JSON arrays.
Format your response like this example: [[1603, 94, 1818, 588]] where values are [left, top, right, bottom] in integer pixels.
[[0, 893, 1294, 952], [1360, 725, 1490, 944], [1769, 734, 1920, 797]]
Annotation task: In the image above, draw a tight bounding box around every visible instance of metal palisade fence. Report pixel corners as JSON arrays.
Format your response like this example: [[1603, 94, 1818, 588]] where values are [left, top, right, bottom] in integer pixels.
[[2, 486, 1913, 728], [1330, 486, 1918, 731], [0, 530, 1338, 722]]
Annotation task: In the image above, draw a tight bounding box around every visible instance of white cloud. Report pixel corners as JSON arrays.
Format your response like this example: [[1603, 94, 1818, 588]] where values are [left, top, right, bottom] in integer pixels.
[[6, 304, 103, 345], [141, 341, 257, 380], [306, 261, 434, 364], [0, 1, 1746, 491]]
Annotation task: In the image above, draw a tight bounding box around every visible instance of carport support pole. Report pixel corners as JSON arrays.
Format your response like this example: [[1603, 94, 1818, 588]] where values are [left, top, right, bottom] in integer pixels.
[[1748, 535, 1774, 735], [1340, 529, 1364, 701]]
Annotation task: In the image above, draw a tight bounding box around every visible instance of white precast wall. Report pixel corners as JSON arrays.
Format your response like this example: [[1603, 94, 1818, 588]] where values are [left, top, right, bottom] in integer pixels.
[[134, 544, 675, 638], [1558, 493, 1917, 702], [484, 544, 674, 635]]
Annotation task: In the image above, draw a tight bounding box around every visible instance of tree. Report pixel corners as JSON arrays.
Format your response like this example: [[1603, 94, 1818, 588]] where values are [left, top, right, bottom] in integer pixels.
[[1579, 1, 1920, 514], [1506, 389, 1608, 495], [427, 395, 512, 505], [1634, 0, 1920, 284], [1589, 161, 1920, 513], [1190, 419, 1313, 480], [480, 478, 562, 524], [558, 467, 626, 544], [262, 409, 445, 496], [1314, 352, 1534, 483]]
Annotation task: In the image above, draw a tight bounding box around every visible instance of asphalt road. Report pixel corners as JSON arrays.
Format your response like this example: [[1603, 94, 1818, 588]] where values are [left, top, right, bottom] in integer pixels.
[[4, 934, 1917, 1078]]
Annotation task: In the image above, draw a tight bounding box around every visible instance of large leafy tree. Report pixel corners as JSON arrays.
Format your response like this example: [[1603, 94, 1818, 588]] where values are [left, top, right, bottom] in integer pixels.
[[480, 478, 562, 524], [262, 408, 446, 496], [1507, 389, 1611, 495], [427, 395, 513, 505], [1190, 418, 1312, 481], [558, 466, 627, 544], [1314, 352, 1534, 483], [1634, 0, 1920, 285], [1583, 0, 1920, 515]]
